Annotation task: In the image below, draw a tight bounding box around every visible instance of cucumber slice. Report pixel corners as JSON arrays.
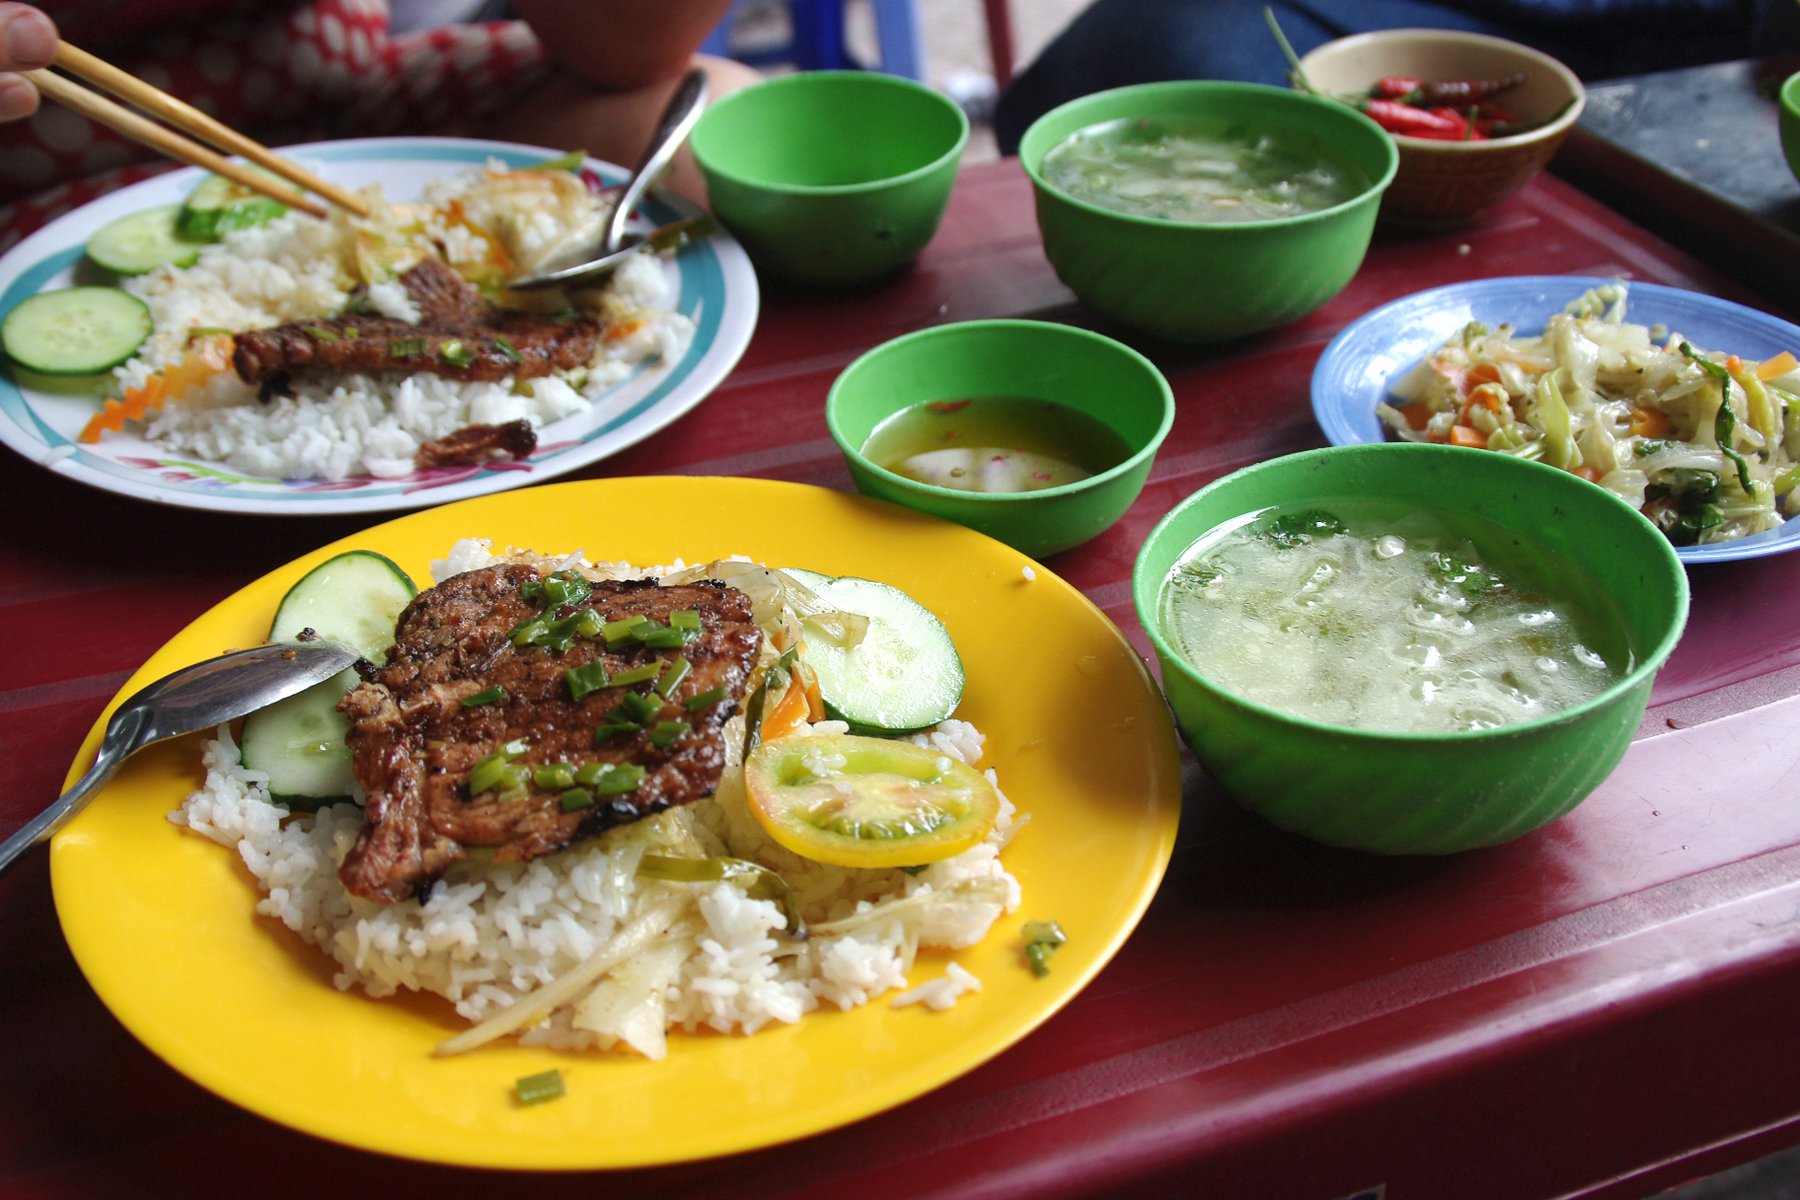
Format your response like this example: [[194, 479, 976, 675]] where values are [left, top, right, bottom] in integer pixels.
[[177, 169, 299, 241], [86, 205, 208, 275], [796, 575, 964, 734], [0, 287, 152, 376], [241, 550, 417, 804], [269, 549, 417, 660], [239, 679, 359, 807]]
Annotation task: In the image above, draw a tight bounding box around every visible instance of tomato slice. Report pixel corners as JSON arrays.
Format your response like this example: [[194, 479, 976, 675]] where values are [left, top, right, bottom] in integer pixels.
[[743, 733, 1000, 868]]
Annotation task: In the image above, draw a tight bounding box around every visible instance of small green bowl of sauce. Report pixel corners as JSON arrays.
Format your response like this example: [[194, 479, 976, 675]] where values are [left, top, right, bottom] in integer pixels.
[[827, 319, 1174, 558]]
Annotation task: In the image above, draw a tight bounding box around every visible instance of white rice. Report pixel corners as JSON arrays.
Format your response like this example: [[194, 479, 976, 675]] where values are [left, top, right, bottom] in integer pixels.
[[172, 547, 1023, 1060], [114, 163, 694, 482]]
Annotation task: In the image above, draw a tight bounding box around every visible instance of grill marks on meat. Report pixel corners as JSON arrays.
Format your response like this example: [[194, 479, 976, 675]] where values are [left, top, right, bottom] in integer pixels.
[[231, 257, 603, 388], [337, 564, 762, 904]]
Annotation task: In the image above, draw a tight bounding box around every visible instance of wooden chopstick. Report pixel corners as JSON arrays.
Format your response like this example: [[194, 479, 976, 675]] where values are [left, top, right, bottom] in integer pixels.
[[24, 41, 371, 220]]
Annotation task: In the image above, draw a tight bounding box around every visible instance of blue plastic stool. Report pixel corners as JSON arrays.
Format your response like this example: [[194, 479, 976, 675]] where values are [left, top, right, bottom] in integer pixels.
[[702, 0, 923, 79]]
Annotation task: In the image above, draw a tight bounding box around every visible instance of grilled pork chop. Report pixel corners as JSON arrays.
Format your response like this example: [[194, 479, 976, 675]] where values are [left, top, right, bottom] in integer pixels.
[[337, 563, 763, 904], [232, 257, 603, 387]]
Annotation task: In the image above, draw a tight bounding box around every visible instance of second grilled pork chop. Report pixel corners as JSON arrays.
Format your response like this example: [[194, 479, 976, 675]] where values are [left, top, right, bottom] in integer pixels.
[[232, 257, 604, 388], [337, 562, 762, 904]]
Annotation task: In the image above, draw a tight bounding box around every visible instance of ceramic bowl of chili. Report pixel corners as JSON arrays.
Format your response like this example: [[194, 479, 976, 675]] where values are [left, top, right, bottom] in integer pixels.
[[1780, 71, 1800, 188], [826, 319, 1174, 559], [1297, 28, 1585, 227], [1017, 81, 1398, 343]]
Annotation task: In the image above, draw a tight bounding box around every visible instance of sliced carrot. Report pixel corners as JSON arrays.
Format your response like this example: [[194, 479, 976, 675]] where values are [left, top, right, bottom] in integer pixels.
[[1400, 401, 1434, 430], [1448, 424, 1488, 449], [799, 661, 826, 723], [1573, 465, 1604, 483], [78, 335, 232, 444], [1629, 407, 1671, 438], [1463, 361, 1502, 391], [1756, 350, 1798, 380], [759, 672, 813, 742]]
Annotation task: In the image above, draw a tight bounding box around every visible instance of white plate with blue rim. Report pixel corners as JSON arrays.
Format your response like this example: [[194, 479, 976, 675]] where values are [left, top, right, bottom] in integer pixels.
[[1312, 275, 1800, 565], [0, 137, 758, 516]]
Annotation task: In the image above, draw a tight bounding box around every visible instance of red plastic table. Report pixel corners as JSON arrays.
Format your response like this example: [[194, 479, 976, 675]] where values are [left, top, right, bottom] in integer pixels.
[[4, 159, 1797, 1199]]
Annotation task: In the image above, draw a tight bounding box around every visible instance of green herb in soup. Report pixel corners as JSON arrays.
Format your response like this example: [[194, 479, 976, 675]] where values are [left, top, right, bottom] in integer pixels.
[[861, 396, 1130, 494], [1158, 500, 1631, 732], [1042, 117, 1368, 223]]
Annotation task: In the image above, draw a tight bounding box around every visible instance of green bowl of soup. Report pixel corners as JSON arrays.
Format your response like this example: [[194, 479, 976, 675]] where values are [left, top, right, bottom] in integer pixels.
[[828, 319, 1174, 558], [1132, 442, 1689, 854], [1019, 81, 1397, 343]]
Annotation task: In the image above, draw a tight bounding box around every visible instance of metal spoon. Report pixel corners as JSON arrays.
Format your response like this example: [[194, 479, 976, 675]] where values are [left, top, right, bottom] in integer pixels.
[[511, 68, 710, 291], [0, 639, 360, 875]]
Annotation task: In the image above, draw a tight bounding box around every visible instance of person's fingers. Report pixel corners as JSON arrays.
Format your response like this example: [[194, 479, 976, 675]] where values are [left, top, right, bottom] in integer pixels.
[[0, 73, 39, 122], [0, 5, 56, 72]]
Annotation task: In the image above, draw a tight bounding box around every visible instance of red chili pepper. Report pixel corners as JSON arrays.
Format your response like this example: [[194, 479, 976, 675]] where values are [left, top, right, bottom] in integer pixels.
[[1373, 75, 1422, 98], [1362, 97, 1464, 134]]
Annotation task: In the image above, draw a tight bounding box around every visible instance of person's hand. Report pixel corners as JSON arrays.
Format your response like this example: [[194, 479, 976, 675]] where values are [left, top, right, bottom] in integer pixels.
[[0, 3, 57, 122]]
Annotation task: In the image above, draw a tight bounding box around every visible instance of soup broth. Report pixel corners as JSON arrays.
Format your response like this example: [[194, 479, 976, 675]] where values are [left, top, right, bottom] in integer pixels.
[[1042, 116, 1368, 223], [861, 396, 1132, 494], [1158, 499, 1631, 733]]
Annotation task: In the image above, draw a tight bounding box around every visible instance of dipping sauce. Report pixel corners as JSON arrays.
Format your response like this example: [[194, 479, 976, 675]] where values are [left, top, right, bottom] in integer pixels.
[[861, 396, 1131, 494], [1158, 500, 1630, 732], [1042, 116, 1368, 223]]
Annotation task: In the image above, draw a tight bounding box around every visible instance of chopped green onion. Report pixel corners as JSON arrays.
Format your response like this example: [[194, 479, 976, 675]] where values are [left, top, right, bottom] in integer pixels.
[[560, 787, 594, 812], [494, 335, 523, 364], [388, 336, 427, 357], [593, 722, 637, 743], [639, 624, 692, 649], [565, 661, 611, 702], [647, 719, 689, 747], [574, 761, 609, 786], [686, 686, 728, 711], [514, 1068, 565, 1105], [615, 691, 661, 723], [669, 609, 702, 633], [302, 324, 340, 342], [438, 339, 476, 367], [526, 148, 586, 172], [594, 763, 646, 795], [461, 686, 508, 708], [523, 571, 592, 608], [533, 762, 577, 791], [185, 325, 233, 341], [1022, 920, 1067, 978], [606, 662, 663, 689], [602, 614, 651, 645], [654, 657, 691, 699], [470, 743, 531, 796], [500, 737, 531, 757]]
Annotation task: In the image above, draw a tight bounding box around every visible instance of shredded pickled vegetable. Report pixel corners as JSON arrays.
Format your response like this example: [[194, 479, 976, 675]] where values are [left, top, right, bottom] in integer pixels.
[[1380, 284, 1800, 545]]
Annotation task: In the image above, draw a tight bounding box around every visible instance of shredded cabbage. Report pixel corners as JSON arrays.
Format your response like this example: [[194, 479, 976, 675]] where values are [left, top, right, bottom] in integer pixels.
[[1380, 284, 1800, 545]]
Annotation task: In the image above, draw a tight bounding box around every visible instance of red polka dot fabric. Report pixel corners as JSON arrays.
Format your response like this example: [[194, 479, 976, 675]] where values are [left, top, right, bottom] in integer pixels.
[[0, 0, 552, 252]]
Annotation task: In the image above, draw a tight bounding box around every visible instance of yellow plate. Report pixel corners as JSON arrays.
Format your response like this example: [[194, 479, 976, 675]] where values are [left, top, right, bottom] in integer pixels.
[[50, 477, 1182, 1169]]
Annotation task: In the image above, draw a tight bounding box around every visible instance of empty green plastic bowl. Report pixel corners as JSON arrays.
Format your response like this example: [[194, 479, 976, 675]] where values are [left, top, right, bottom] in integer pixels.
[[1132, 443, 1689, 854], [1018, 81, 1397, 343], [689, 71, 968, 287], [1781, 72, 1800, 188], [827, 319, 1174, 558]]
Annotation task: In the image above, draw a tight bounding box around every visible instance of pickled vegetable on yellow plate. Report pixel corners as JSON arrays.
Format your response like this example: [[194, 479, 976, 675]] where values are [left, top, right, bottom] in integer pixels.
[[743, 733, 999, 868]]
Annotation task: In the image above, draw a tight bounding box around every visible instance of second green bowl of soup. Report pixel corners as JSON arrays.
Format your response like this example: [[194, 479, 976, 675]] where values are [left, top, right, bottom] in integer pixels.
[[828, 319, 1174, 558], [1133, 443, 1689, 854], [1019, 81, 1398, 343]]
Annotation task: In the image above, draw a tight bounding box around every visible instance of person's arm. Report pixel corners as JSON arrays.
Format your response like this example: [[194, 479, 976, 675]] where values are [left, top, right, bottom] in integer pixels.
[[0, 3, 56, 122], [508, 0, 740, 90]]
